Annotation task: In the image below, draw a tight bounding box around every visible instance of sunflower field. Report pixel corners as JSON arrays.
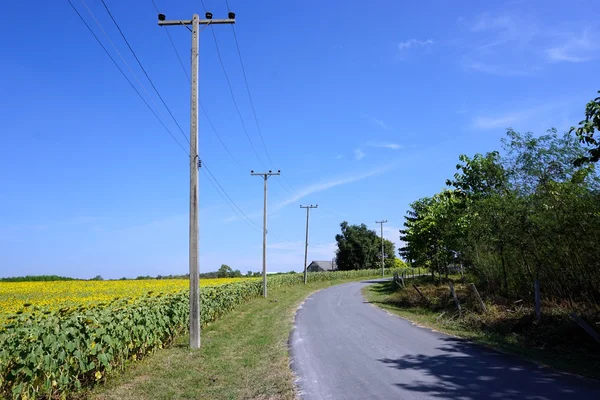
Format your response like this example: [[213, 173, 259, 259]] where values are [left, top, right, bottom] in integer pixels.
[[0, 268, 413, 399]]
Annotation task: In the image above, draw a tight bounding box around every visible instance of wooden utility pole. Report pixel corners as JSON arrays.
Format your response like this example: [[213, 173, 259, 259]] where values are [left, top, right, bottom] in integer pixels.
[[376, 220, 387, 277], [300, 205, 318, 284], [158, 11, 235, 350], [251, 170, 280, 298]]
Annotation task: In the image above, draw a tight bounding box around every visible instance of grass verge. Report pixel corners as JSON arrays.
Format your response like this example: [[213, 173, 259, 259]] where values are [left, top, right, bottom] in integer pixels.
[[91, 279, 366, 400], [363, 277, 600, 381]]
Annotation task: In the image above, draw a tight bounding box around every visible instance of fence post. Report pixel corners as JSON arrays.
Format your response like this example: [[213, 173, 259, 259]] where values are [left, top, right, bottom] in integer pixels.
[[534, 279, 541, 321], [413, 284, 429, 304], [448, 280, 462, 317], [569, 313, 600, 344], [469, 283, 486, 313]]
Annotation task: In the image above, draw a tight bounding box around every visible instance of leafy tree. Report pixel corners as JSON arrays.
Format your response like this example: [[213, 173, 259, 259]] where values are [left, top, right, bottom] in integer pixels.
[[217, 264, 233, 278], [571, 90, 600, 165], [401, 128, 600, 304], [335, 221, 395, 270]]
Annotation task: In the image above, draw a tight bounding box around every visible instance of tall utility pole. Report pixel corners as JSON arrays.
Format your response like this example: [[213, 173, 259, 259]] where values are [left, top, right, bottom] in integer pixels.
[[158, 11, 235, 350], [376, 220, 388, 277], [300, 205, 318, 284], [251, 170, 280, 298]]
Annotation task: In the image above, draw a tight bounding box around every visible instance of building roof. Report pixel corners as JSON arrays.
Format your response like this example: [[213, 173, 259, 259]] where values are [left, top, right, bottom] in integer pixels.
[[308, 260, 336, 271]]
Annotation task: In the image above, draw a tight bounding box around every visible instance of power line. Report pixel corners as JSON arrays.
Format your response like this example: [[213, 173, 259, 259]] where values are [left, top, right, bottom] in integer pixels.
[[196, 0, 267, 169], [202, 161, 261, 229], [222, 0, 299, 197], [100, 0, 190, 145], [78, 0, 174, 134], [151, 0, 190, 81], [209, 27, 267, 169], [201, 164, 260, 232], [204, 161, 292, 242], [152, 0, 242, 167], [67, 0, 188, 155]]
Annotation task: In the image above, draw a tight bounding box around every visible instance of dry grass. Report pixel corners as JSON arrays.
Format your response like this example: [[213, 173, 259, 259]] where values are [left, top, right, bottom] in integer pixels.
[[364, 276, 600, 380]]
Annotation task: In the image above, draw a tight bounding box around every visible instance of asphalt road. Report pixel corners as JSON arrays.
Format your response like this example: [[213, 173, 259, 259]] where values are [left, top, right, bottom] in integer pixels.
[[289, 279, 600, 400]]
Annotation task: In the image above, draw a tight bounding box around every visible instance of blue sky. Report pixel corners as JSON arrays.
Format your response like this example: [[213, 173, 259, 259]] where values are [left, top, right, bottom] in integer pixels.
[[1, 0, 598, 279]]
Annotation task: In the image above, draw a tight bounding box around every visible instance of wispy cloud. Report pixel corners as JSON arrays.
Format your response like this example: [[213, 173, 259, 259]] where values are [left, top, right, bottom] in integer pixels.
[[466, 61, 540, 77], [354, 149, 366, 160], [226, 164, 396, 223], [399, 38, 434, 50], [459, 12, 597, 75], [374, 119, 391, 130], [546, 30, 597, 63], [471, 100, 569, 130], [335, 154, 343, 160], [472, 112, 527, 130], [367, 142, 403, 150], [276, 163, 395, 209], [360, 113, 391, 130]]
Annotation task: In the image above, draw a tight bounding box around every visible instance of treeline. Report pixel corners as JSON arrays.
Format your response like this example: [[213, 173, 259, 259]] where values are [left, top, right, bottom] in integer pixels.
[[400, 128, 600, 305], [0, 275, 76, 282]]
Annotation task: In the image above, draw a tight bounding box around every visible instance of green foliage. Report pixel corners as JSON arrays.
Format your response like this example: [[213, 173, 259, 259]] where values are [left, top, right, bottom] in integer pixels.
[[0, 268, 418, 398], [217, 264, 233, 278], [571, 90, 600, 165], [401, 129, 600, 303], [335, 222, 395, 270]]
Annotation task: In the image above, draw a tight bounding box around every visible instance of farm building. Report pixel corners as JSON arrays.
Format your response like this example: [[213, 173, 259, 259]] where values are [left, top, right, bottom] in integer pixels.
[[307, 260, 337, 272]]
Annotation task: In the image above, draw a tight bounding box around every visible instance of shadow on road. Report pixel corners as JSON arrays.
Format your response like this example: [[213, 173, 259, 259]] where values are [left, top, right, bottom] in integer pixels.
[[360, 279, 392, 284], [378, 337, 599, 399]]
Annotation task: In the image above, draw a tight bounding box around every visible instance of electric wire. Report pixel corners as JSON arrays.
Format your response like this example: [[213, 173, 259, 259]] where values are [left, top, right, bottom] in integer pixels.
[[100, 0, 190, 145], [67, 0, 188, 155]]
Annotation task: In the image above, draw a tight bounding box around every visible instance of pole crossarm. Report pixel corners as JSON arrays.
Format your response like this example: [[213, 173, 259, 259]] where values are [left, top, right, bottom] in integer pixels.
[[251, 170, 281, 178], [158, 19, 235, 26]]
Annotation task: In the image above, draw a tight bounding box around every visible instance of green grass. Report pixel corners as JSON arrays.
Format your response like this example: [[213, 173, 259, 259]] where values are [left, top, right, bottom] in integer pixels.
[[91, 279, 368, 400], [363, 279, 600, 381]]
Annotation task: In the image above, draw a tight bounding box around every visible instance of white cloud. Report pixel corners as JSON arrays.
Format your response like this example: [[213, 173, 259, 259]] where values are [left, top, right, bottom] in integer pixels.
[[276, 163, 395, 210], [399, 38, 434, 50], [374, 119, 391, 130], [472, 112, 525, 130], [460, 12, 597, 75], [367, 142, 402, 150], [335, 154, 343, 160], [466, 61, 540, 77], [546, 30, 597, 63], [226, 164, 396, 223], [471, 100, 569, 130], [360, 113, 391, 130], [354, 149, 366, 160]]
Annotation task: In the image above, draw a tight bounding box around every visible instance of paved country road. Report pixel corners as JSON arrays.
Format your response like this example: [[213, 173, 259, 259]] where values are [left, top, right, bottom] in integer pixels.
[[289, 279, 600, 400]]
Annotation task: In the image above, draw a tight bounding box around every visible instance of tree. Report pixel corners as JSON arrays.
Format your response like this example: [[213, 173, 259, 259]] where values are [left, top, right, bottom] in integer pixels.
[[402, 128, 600, 304], [571, 90, 600, 165], [335, 221, 395, 270], [217, 264, 233, 278], [231, 269, 242, 278]]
